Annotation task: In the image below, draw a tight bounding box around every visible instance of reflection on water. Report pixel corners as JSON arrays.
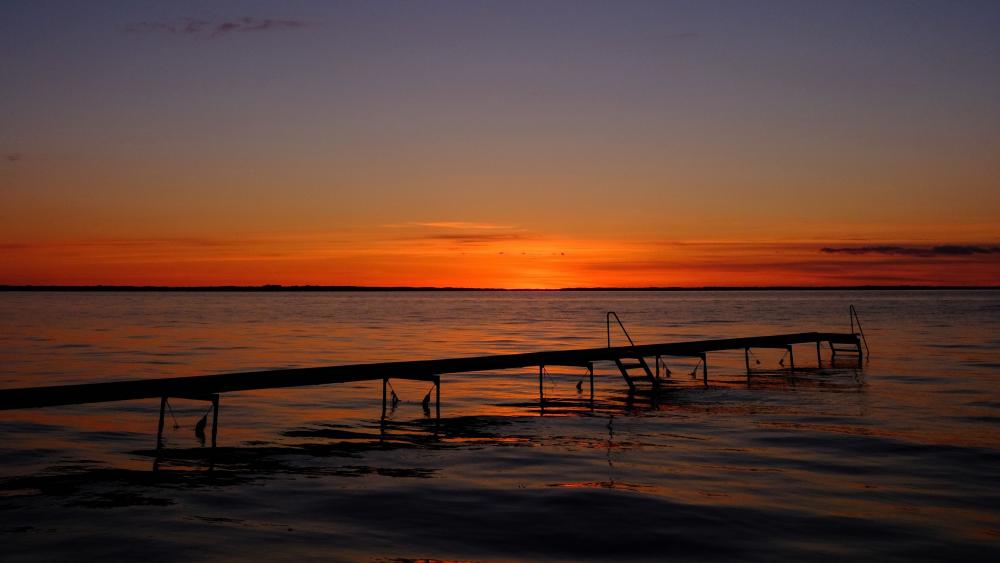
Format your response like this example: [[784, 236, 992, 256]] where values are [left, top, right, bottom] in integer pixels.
[[1, 290, 998, 560]]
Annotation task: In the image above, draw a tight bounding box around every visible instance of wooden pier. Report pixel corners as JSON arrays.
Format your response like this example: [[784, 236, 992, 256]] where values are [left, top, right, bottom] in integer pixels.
[[0, 331, 864, 412], [0, 307, 870, 466]]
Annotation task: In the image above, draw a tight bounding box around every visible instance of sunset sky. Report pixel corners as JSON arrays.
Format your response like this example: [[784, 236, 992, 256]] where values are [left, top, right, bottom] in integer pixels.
[[2, 0, 998, 287]]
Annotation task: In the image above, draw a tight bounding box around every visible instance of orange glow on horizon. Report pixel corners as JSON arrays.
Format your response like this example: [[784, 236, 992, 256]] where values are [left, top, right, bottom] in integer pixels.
[[2, 226, 997, 288]]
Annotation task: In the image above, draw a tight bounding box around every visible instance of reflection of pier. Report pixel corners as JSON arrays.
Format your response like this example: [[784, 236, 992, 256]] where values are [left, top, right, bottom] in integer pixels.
[[0, 310, 868, 459]]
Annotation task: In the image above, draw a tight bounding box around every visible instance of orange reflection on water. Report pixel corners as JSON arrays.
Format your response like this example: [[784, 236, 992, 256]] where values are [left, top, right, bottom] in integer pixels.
[[1, 290, 999, 556]]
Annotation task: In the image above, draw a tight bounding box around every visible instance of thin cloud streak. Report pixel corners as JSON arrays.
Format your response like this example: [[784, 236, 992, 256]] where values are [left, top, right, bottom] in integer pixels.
[[420, 233, 527, 245], [379, 221, 528, 246], [383, 221, 517, 230], [123, 17, 308, 39], [0, 235, 355, 263], [820, 245, 1000, 257]]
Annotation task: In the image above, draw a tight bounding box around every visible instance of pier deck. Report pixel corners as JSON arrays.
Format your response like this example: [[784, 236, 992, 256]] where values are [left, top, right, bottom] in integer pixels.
[[0, 331, 861, 410]]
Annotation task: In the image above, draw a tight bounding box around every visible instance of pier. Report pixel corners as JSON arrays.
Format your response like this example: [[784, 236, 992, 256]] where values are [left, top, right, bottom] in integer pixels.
[[0, 310, 869, 457]]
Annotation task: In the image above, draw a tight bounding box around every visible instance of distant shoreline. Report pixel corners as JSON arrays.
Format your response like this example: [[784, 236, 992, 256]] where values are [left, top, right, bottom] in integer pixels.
[[1, 285, 997, 292]]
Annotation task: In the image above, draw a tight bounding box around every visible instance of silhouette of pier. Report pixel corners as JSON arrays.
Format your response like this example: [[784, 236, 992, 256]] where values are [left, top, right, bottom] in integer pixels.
[[0, 332, 863, 411], [0, 311, 867, 463]]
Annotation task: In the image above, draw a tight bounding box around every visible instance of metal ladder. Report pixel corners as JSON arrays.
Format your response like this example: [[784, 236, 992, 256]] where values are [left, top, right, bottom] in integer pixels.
[[831, 304, 869, 360], [607, 312, 656, 390]]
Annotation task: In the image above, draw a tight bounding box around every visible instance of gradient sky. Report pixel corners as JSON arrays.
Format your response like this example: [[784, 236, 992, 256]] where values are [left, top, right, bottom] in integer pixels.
[[2, 0, 998, 287]]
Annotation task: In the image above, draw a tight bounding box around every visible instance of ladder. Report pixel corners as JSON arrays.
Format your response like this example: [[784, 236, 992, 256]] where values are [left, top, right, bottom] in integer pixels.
[[830, 305, 868, 361], [607, 312, 657, 391]]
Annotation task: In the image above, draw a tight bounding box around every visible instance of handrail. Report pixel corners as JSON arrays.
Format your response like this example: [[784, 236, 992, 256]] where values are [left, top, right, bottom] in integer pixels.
[[607, 311, 636, 348], [849, 305, 870, 357]]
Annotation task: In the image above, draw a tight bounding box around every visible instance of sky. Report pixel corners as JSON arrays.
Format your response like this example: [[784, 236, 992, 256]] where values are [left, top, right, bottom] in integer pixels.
[[1, 0, 998, 287]]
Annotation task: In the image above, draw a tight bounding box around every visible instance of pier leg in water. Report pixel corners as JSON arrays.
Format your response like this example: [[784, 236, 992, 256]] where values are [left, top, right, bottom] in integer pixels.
[[538, 365, 544, 413], [816, 341, 822, 367], [702, 353, 708, 387], [153, 396, 166, 471], [210, 394, 219, 470], [434, 375, 441, 422], [381, 378, 387, 422], [588, 362, 594, 403], [857, 339, 864, 368], [156, 396, 166, 450], [744, 347, 751, 376], [211, 395, 219, 449], [787, 345, 795, 371]]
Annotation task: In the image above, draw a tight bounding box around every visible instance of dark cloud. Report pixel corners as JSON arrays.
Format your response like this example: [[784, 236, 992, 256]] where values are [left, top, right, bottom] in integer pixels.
[[820, 245, 1000, 257], [124, 17, 307, 38], [422, 233, 527, 245], [384, 223, 530, 246]]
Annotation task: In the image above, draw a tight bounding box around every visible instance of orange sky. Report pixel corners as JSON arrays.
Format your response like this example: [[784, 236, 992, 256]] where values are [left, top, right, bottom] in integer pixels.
[[2, 2, 998, 287], [3, 223, 998, 288]]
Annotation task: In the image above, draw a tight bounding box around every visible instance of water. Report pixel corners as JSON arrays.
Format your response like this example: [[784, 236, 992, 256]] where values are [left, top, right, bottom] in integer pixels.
[[1, 290, 998, 561]]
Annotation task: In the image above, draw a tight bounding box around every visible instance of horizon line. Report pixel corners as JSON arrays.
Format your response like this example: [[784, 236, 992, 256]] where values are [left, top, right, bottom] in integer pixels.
[[1, 284, 998, 292]]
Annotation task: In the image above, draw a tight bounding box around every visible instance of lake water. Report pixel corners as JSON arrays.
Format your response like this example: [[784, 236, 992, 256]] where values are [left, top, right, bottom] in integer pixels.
[[1, 290, 998, 561]]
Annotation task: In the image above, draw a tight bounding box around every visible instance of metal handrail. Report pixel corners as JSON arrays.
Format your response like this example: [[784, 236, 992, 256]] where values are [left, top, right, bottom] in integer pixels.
[[607, 311, 636, 348], [849, 305, 870, 357]]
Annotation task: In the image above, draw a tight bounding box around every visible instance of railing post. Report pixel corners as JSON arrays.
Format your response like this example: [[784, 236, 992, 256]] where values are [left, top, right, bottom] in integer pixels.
[[850, 305, 870, 357], [607, 313, 611, 348], [607, 312, 636, 348]]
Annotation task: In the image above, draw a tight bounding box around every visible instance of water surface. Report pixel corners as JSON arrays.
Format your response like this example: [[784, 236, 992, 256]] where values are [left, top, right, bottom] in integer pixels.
[[1, 290, 998, 561]]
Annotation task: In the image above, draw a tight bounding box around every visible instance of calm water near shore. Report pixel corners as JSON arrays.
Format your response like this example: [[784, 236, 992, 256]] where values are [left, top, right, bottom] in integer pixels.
[[1, 290, 998, 561]]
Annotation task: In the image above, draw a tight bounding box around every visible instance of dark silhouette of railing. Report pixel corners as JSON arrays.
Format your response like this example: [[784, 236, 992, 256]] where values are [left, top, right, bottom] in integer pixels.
[[607, 311, 636, 348], [607, 312, 656, 390], [849, 305, 870, 357]]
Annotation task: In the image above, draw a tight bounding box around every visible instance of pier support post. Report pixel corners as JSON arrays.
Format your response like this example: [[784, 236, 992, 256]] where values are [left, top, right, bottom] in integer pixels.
[[538, 365, 544, 408], [209, 394, 219, 471], [744, 348, 751, 376], [153, 396, 167, 472], [210, 394, 219, 450], [787, 345, 795, 371], [156, 396, 166, 451], [588, 362, 594, 402], [857, 339, 864, 368], [701, 353, 708, 386], [816, 341, 822, 367], [381, 378, 387, 421], [435, 375, 441, 421]]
